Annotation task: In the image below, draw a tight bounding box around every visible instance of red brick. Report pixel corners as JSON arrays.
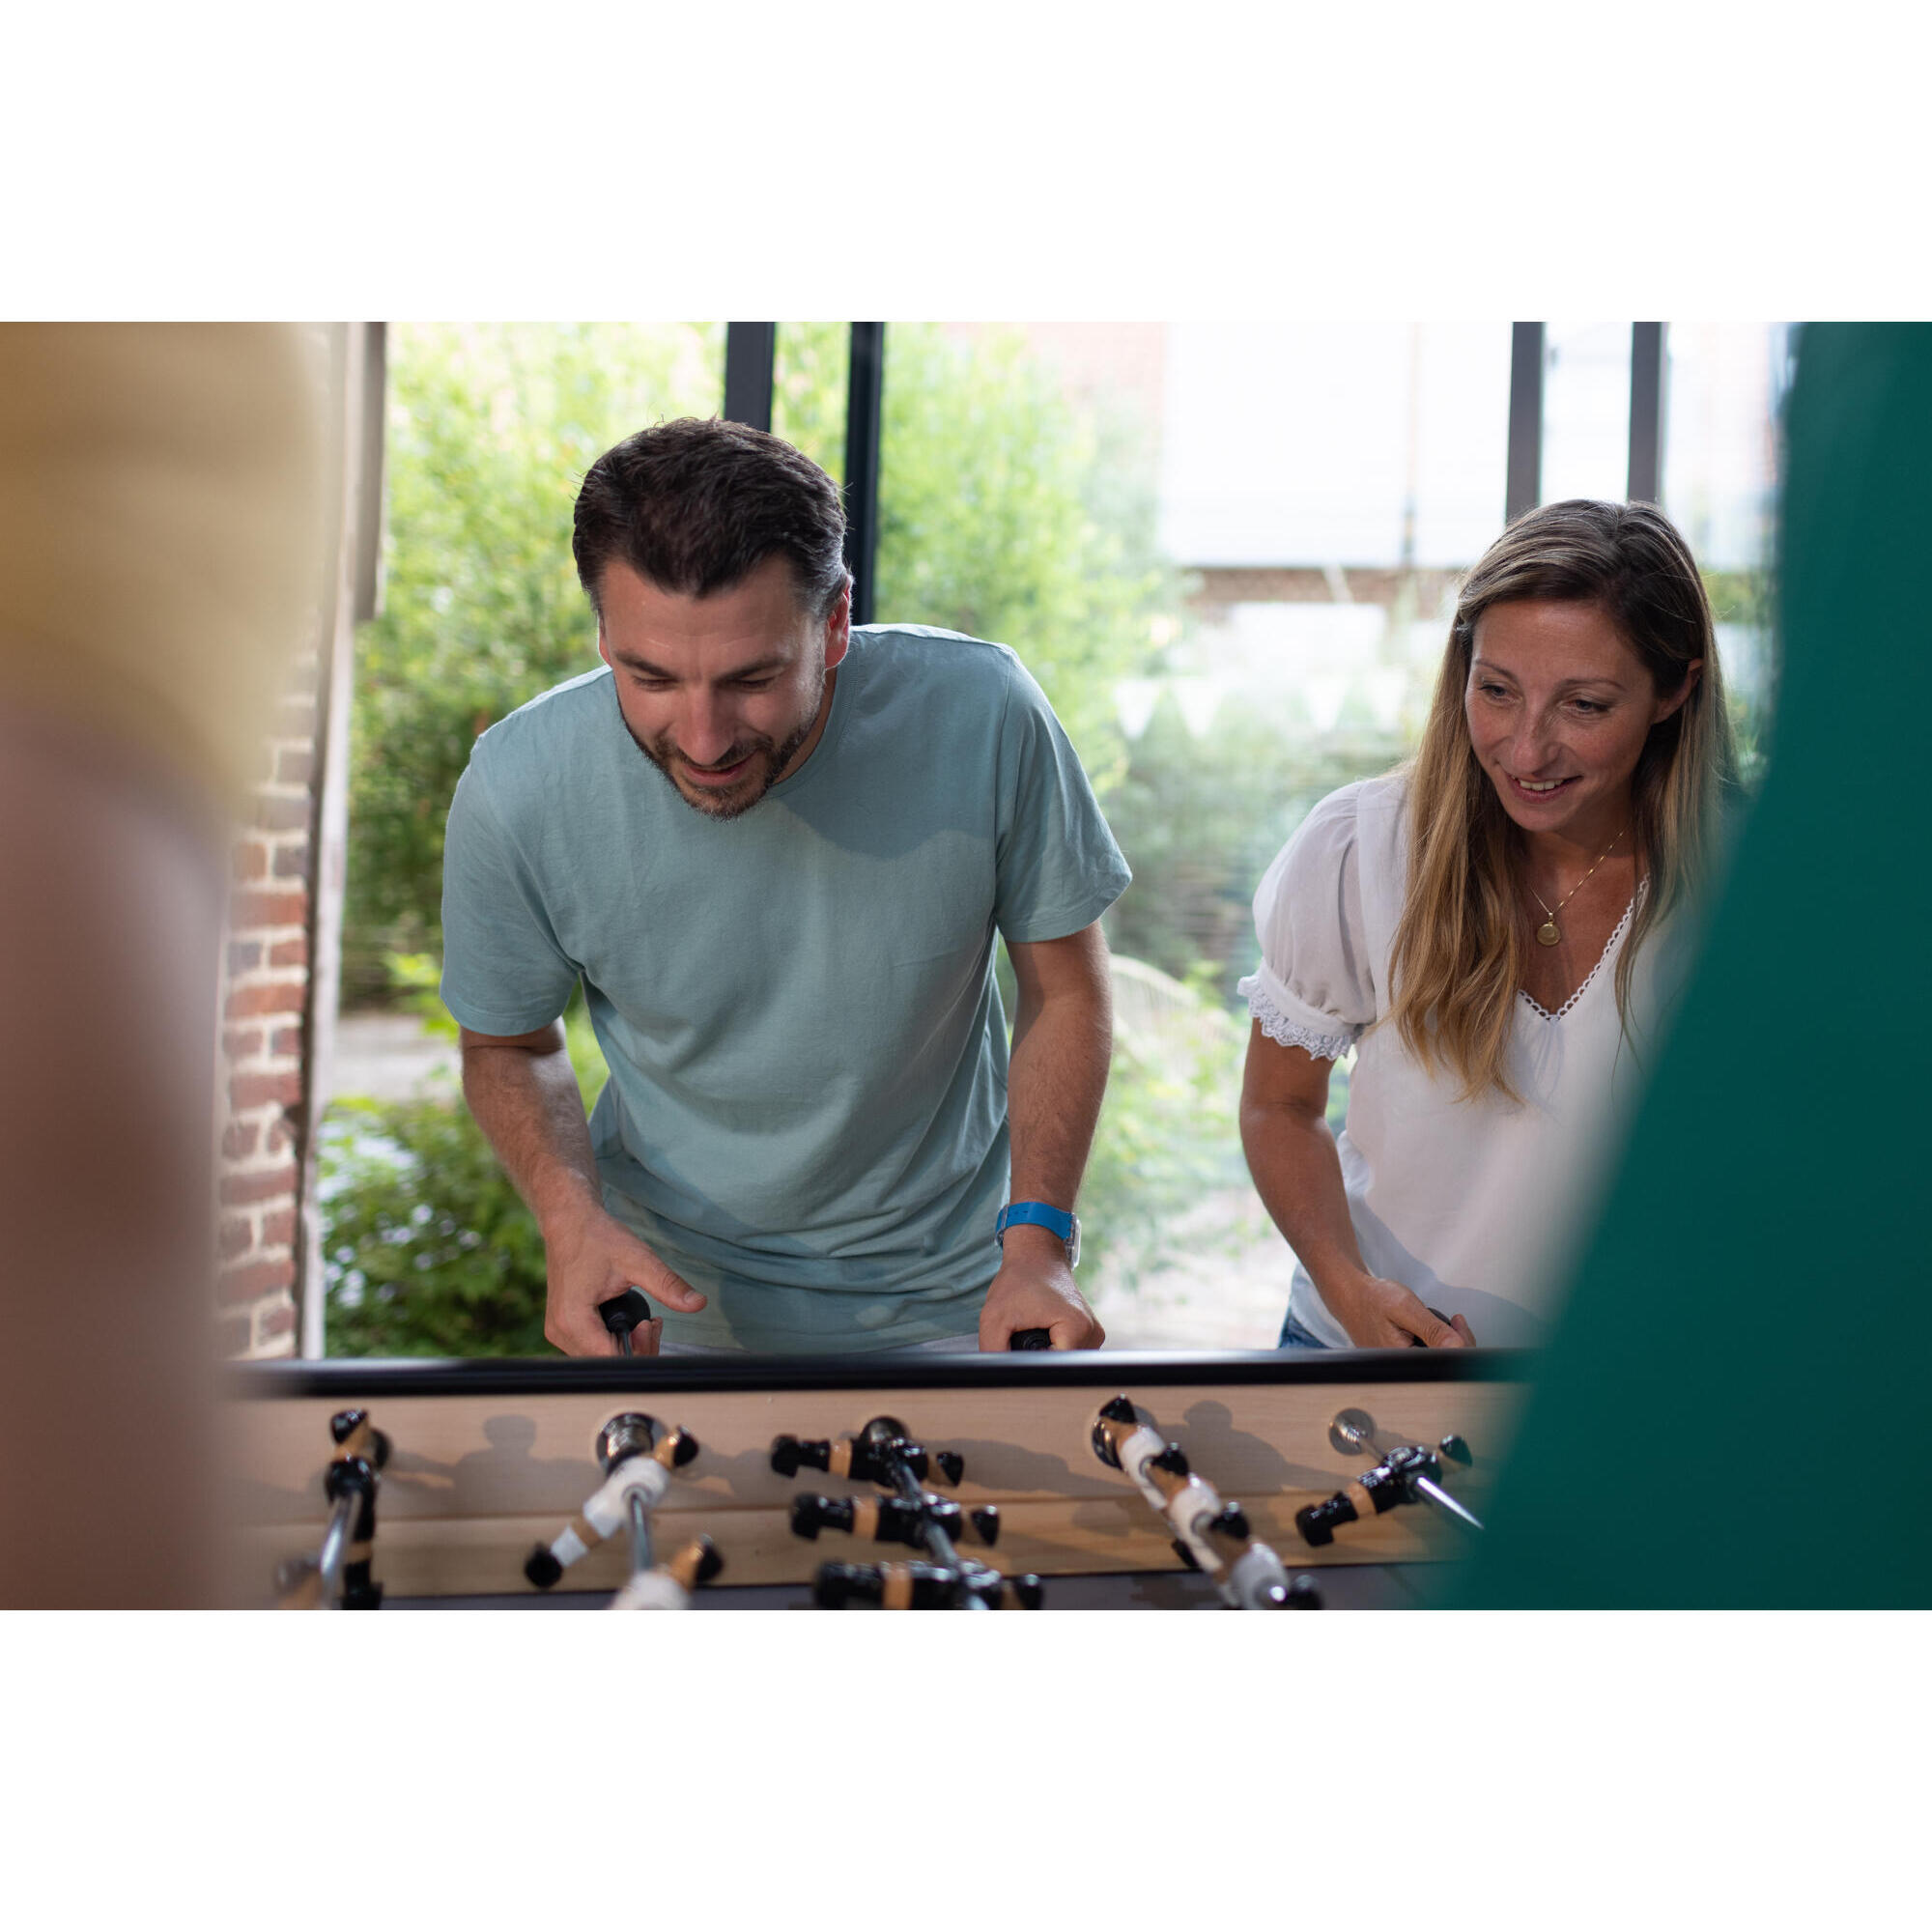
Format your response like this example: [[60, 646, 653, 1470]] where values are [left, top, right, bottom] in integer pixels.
[[261, 1207, 298, 1248], [222, 1026, 264, 1061], [219, 1162, 298, 1207], [231, 839, 269, 883], [227, 939, 263, 976], [231, 888, 307, 930], [218, 1215, 255, 1261], [217, 1257, 295, 1305], [275, 747, 315, 785], [270, 1024, 304, 1057], [267, 1114, 297, 1152], [256, 1301, 298, 1342], [270, 935, 309, 969], [272, 841, 312, 881], [221, 1121, 260, 1160], [217, 1313, 254, 1358], [225, 980, 305, 1019], [251, 793, 311, 834], [230, 1070, 302, 1110]]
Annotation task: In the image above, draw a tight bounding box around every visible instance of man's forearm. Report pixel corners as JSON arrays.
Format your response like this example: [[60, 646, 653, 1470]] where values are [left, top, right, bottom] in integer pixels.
[[460, 1033, 602, 1233], [1006, 981, 1111, 1208]]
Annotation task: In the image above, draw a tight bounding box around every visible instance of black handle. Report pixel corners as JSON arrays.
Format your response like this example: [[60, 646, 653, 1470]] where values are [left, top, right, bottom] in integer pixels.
[[1009, 1327, 1052, 1350], [598, 1288, 653, 1355]]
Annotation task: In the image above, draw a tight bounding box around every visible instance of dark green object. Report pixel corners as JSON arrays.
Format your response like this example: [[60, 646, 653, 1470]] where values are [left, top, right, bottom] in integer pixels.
[[1456, 324, 1932, 1607]]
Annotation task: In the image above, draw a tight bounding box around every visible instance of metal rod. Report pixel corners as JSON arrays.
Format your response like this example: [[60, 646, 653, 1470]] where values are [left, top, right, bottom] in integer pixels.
[[627, 1491, 653, 1579], [1414, 1476, 1485, 1532], [884, 1459, 987, 1611], [314, 1492, 356, 1608]]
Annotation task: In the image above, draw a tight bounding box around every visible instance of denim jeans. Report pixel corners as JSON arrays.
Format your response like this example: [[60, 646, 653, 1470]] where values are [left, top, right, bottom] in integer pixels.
[[1276, 1306, 1333, 1350]]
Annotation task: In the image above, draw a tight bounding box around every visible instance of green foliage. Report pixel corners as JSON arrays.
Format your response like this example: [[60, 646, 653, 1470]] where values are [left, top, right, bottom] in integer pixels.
[[1078, 1005, 1249, 1288], [873, 325, 1176, 789], [771, 322, 848, 486], [1103, 692, 1406, 1003], [320, 999, 609, 1356], [321, 1097, 551, 1357], [346, 323, 724, 1002]]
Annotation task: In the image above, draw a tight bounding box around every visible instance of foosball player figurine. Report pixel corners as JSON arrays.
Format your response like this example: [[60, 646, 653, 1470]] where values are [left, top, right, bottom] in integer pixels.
[[608, 1534, 725, 1611], [772, 1415, 1025, 1611], [1091, 1396, 1318, 1609], [789, 1491, 988, 1549], [814, 1561, 1045, 1610], [275, 1406, 391, 1609], [524, 1411, 701, 1605], [1295, 1413, 1483, 1548]]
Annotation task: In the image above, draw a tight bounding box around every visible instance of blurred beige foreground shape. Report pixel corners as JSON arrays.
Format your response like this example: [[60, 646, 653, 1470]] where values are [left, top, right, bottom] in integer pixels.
[[0, 325, 327, 1606]]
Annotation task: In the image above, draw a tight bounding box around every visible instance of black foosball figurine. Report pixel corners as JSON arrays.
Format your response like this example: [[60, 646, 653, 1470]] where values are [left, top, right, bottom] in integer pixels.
[[771, 1415, 1039, 1610], [1091, 1395, 1319, 1608], [814, 1560, 1044, 1610], [275, 1407, 391, 1609], [525, 1411, 706, 1607], [1293, 1406, 1483, 1548]]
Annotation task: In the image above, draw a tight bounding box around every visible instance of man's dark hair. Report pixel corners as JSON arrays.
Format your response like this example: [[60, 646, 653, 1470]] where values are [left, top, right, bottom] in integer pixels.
[[572, 416, 850, 619]]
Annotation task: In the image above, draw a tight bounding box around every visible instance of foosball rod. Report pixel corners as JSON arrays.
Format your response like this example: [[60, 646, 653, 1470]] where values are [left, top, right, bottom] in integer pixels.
[[860, 1418, 988, 1611], [1090, 1396, 1313, 1607], [1329, 1407, 1484, 1531]]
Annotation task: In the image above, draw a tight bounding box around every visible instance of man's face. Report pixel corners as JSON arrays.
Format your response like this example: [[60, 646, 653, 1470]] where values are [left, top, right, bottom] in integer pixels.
[[596, 554, 850, 820]]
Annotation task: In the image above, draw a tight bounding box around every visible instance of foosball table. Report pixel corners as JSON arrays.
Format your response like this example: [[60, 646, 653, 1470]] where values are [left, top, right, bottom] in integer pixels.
[[227, 1347, 1523, 1609]]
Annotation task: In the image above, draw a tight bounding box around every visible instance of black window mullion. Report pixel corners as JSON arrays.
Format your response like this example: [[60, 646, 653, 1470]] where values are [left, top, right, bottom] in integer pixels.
[[723, 323, 776, 430], [841, 322, 885, 626], [1627, 322, 1666, 504], [1505, 322, 1546, 524]]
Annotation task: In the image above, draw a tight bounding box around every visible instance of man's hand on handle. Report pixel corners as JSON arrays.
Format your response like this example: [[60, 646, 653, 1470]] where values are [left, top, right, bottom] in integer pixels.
[[1325, 1272, 1475, 1349], [541, 1207, 707, 1357], [980, 1223, 1104, 1351]]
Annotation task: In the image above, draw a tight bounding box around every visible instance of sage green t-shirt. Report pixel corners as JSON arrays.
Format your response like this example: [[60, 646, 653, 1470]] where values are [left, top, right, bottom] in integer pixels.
[[440, 626, 1130, 1351]]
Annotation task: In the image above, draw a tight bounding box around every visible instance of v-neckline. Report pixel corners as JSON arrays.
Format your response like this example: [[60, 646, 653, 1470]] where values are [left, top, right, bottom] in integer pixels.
[[1518, 889, 1641, 1024]]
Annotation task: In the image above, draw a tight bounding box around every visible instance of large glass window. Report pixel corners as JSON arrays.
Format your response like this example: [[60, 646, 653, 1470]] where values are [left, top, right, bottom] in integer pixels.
[[1662, 322, 1794, 774], [1541, 320, 1634, 505], [875, 323, 1515, 1347], [320, 317, 1791, 1358]]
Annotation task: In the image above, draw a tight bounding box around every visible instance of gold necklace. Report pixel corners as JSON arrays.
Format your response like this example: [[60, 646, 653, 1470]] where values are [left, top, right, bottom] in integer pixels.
[[1528, 826, 1626, 948]]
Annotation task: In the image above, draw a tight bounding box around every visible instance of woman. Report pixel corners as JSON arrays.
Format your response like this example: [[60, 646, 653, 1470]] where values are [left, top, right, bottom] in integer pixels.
[[1237, 499, 1740, 1350]]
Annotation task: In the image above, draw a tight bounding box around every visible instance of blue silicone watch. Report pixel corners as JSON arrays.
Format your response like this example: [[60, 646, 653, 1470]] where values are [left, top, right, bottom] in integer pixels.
[[995, 1201, 1081, 1268]]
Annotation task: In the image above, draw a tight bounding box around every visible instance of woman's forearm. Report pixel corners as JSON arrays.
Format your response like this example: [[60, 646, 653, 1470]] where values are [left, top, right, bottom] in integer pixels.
[[1238, 1097, 1377, 1312]]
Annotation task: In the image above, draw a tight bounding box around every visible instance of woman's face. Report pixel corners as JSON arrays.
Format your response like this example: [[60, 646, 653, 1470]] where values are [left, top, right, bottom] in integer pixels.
[[1463, 598, 1698, 847]]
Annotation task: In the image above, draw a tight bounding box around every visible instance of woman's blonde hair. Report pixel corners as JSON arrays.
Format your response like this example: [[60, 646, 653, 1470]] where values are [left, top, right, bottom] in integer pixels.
[[1387, 498, 1740, 1102]]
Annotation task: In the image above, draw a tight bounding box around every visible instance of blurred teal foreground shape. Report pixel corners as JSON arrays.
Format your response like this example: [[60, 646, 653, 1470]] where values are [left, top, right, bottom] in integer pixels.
[[1455, 324, 1932, 1607]]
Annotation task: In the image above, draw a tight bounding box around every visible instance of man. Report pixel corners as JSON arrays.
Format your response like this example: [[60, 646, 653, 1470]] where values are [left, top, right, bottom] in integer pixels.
[[440, 417, 1129, 1355]]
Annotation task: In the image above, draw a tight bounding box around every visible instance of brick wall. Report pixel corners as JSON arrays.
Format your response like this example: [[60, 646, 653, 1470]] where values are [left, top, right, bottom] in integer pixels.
[[215, 655, 326, 1359]]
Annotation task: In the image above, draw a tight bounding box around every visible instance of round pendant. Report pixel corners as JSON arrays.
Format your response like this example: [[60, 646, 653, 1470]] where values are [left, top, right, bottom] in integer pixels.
[[1536, 921, 1561, 948]]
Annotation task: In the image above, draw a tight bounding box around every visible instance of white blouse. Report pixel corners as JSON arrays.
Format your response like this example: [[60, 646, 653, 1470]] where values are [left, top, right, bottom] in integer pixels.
[[1237, 773, 1687, 1350]]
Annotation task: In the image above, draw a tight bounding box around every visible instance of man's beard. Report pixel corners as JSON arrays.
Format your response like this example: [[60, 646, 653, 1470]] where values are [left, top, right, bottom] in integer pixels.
[[626, 700, 821, 822]]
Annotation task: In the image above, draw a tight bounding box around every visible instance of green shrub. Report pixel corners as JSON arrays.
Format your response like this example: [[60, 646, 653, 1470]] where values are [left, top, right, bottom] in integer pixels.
[[320, 1096, 550, 1357]]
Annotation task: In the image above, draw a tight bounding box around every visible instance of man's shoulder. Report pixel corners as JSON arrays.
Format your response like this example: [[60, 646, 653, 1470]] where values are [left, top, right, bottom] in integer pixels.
[[853, 624, 1020, 688], [469, 666, 615, 773]]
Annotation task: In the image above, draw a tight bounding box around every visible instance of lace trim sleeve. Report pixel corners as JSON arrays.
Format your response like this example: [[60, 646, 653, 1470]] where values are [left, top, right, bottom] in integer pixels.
[[1238, 976, 1359, 1063]]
